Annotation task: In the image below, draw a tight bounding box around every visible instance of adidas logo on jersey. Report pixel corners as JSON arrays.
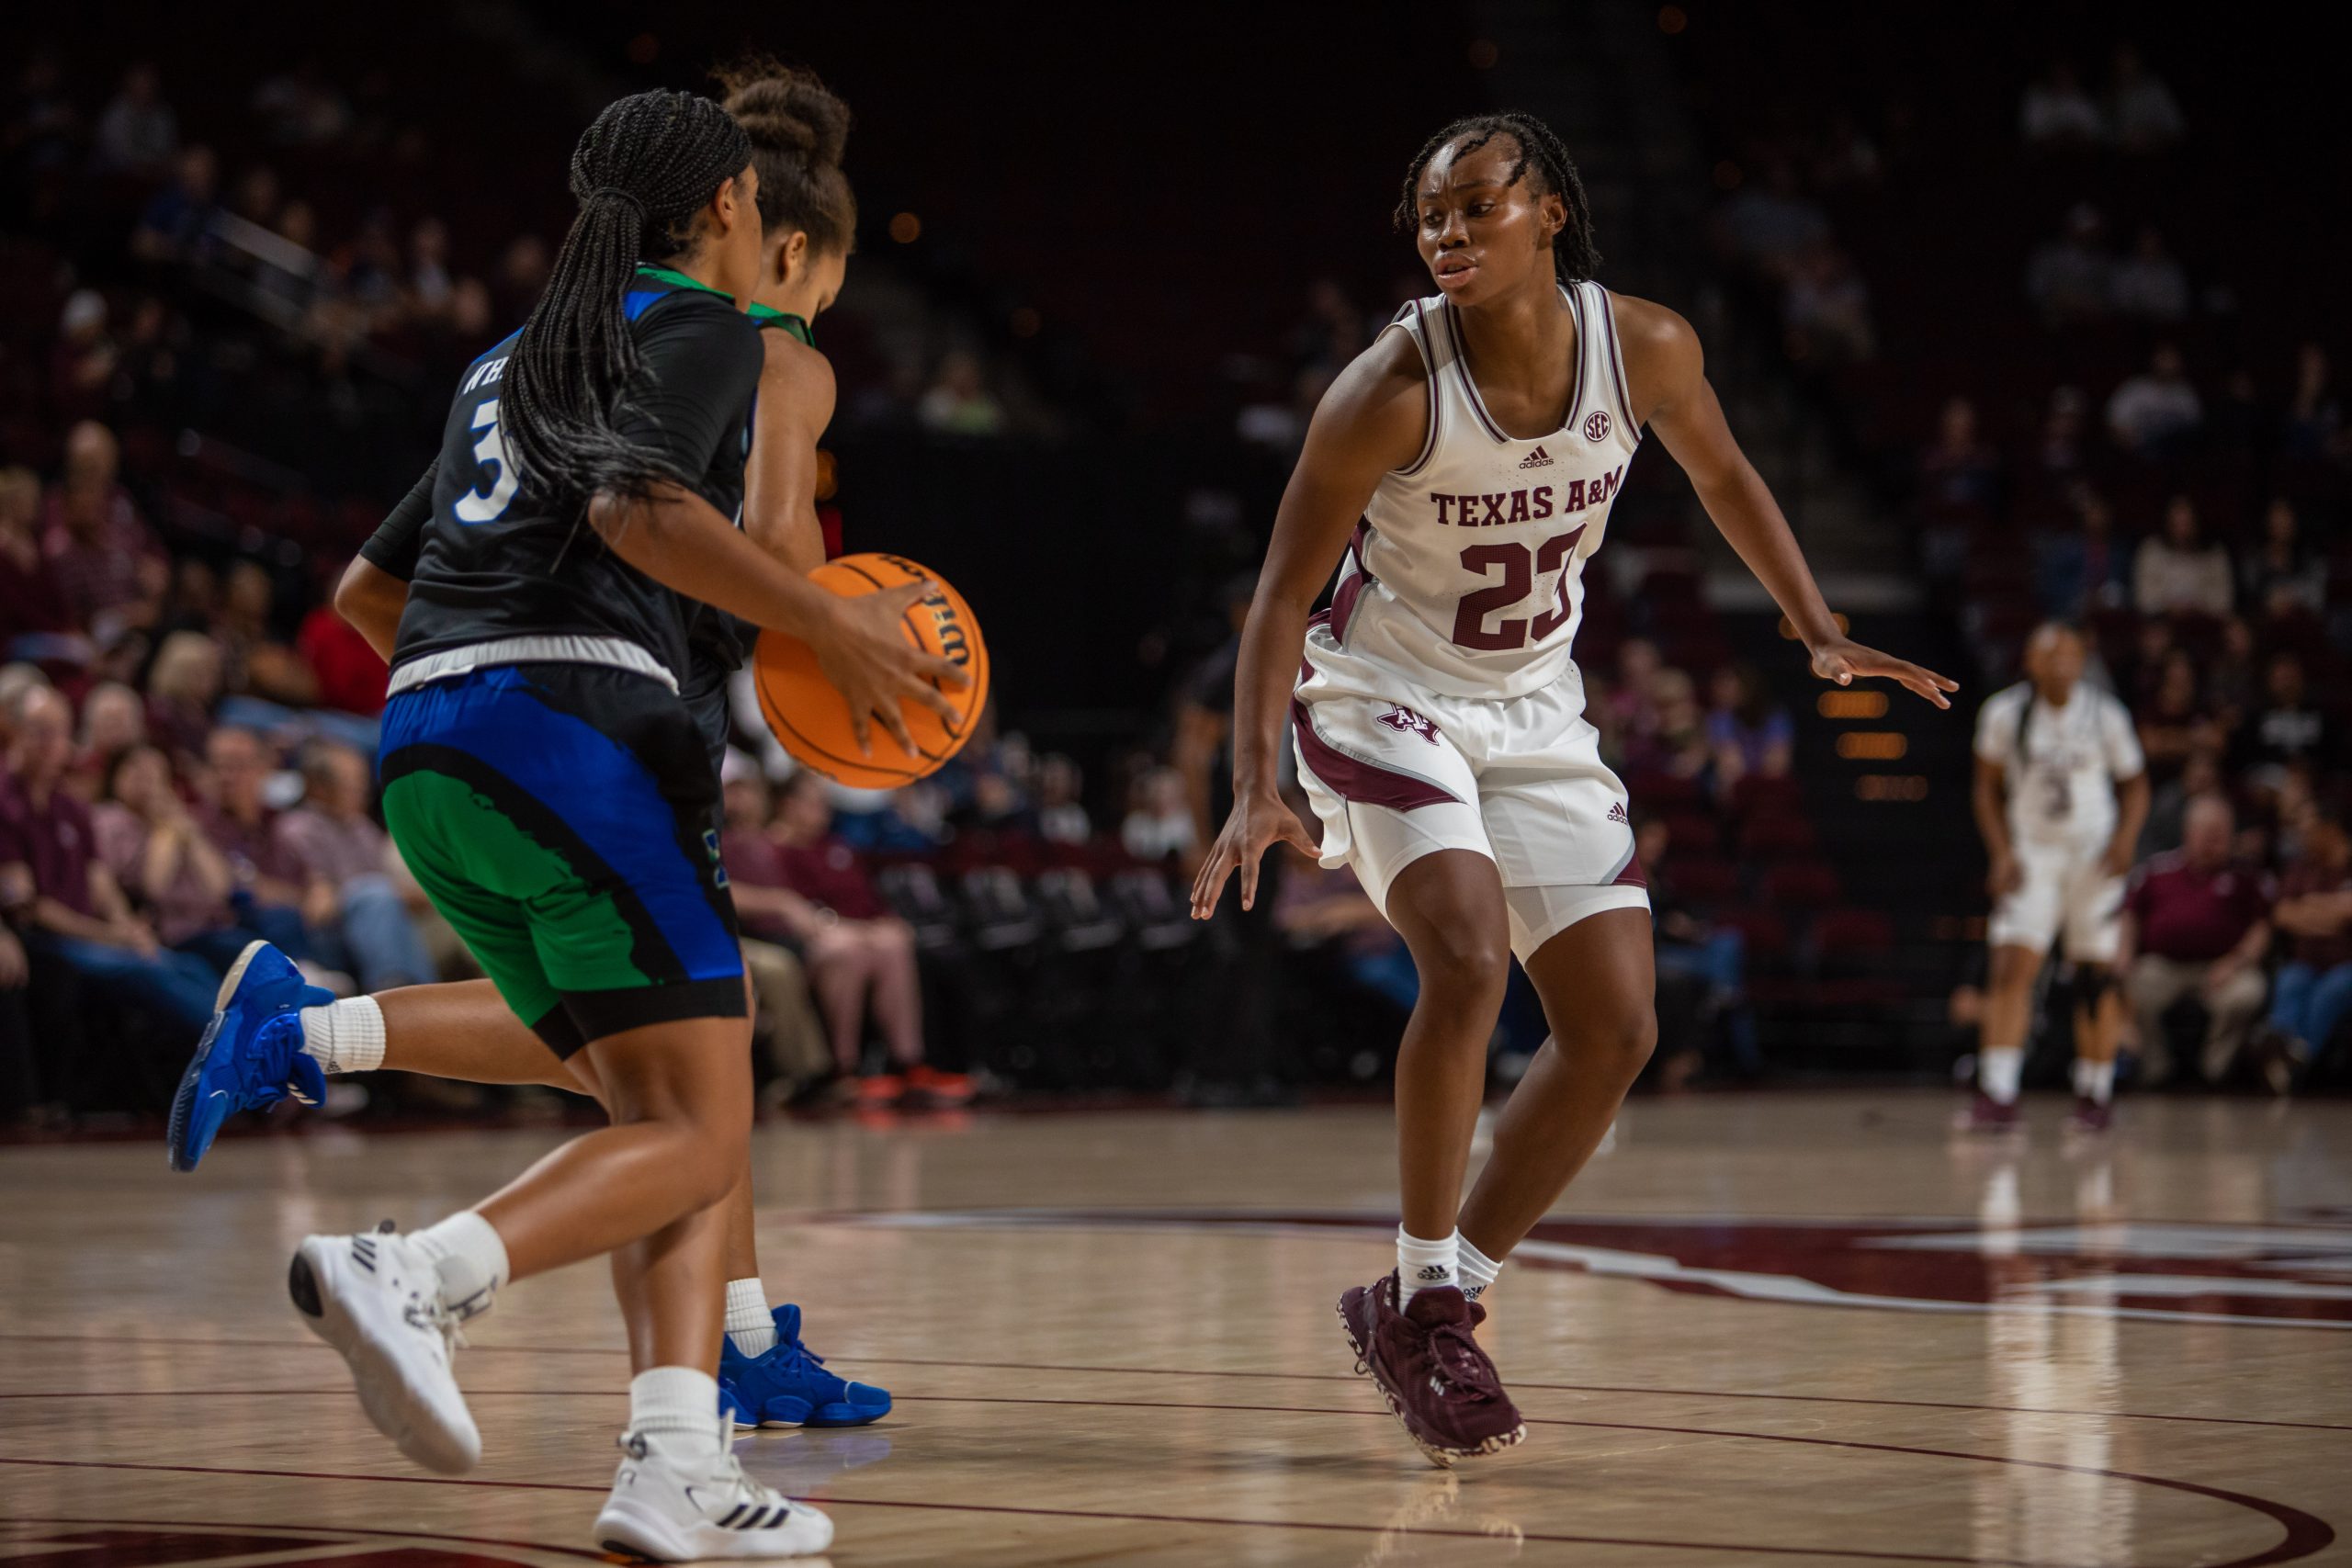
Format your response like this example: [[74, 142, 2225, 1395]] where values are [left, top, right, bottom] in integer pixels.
[[1376, 705, 1441, 745], [1607, 801, 1630, 825], [1518, 445, 1554, 469]]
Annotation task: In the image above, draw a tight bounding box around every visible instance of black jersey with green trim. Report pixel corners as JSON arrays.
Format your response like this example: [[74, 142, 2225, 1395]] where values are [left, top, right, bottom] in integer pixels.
[[678, 303, 819, 755], [390, 265, 763, 682]]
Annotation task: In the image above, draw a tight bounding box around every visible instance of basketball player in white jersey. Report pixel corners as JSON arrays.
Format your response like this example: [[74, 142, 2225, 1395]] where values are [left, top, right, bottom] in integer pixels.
[[1964, 622, 2148, 1134], [1192, 112, 1955, 1466]]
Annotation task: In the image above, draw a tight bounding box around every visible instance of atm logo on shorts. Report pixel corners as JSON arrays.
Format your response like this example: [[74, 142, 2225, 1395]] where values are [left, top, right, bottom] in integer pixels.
[[1376, 705, 1441, 745]]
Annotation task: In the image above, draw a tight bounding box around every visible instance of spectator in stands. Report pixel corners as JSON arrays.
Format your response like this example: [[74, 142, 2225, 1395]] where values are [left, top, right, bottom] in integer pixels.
[[1273, 840, 1417, 1014], [1634, 668, 1713, 784], [93, 740, 255, 974], [2206, 618, 2261, 734], [1919, 396, 2002, 514], [2140, 745, 2222, 858], [1781, 243, 1875, 364], [405, 217, 454, 320], [2108, 44, 2187, 153], [131, 143, 220, 264], [0, 686, 218, 1036], [144, 630, 222, 773], [2282, 343, 2342, 458], [91, 62, 177, 175], [1715, 162, 1828, 276], [2032, 387, 2091, 486], [110, 295, 186, 423], [2136, 650, 2221, 780], [2268, 814, 2352, 1079], [2242, 498, 2326, 619], [1122, 765, 1198, 862], [194, 725, 313, 958], [4, 51, 81, 175], [2109, 226, 2190, 322], [2026, 204, 2112, 325], [2120, 794, 2271, 1085], [214, 560, 319, 708], [41, 421, 166, 639], [2020, 61, 2105, 147], [1704, 664, 1794, 793], [0, 467, 74, 655], [767, 771, 960, 1106], [71, 682, 145, 801], [250, 59, 352, 148], [1607, 638, 1667, 755], [2133, 496, 2232, 617], [274, 740, 432, 992], [221, 163, 281, 233], [2106, 345, 2202, 457], [2234, 652, 2334, 785], [2034, 490, 2129, 617], [918, 349, 1006, 436], [296, 560, 390, 716], [51, 290, 118, 422], [709, 760, 831, 1102], [1035, 753, 1091, 845], [1636, 815, 1757, 1082]]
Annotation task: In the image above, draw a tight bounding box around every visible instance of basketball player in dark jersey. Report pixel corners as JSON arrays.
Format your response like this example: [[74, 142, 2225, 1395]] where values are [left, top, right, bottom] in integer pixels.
[[168, 73, 911, 1452]]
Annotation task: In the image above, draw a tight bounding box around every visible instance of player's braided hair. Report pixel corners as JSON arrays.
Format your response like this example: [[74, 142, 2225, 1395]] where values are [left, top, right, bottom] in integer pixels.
[[502, 89, 752, 513], [1394, 111, 1600, 283], [714, 58, 857, 256]]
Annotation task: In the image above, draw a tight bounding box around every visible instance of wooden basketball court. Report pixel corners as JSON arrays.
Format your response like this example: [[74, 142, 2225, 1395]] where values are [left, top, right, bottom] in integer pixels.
[[4, 1091, 2348, 1566]]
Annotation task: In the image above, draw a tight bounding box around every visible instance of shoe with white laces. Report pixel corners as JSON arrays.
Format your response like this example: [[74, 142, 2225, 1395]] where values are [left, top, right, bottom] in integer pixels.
[[594, 1431, 835, 1560], [288, 1224, 481, 1474]]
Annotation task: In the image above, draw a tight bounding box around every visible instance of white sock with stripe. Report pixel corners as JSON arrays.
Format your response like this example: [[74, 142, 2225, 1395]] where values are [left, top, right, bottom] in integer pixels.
[[1457, 1235, 1503, 1303], [628, 1366, 724, 1464], [300, 997, 386, 1075], [725, 1278, 776, 1355], [1396, 1226, 1460, 1303]]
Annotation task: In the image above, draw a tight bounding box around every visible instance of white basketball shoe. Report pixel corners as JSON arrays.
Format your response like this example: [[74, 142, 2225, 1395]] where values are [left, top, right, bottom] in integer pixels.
[[288, 1224, 481, 1473], [594, 1432, 835, 1560]]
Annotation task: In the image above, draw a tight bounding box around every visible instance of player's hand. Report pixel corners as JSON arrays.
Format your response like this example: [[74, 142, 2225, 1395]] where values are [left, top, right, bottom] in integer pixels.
[[1986, 851, 2022, 897], [816, 581, 973, 757], [2099, 838, 2136, 879], [1191, 786, 1318, 919], [1810, 637, 1958, 710]]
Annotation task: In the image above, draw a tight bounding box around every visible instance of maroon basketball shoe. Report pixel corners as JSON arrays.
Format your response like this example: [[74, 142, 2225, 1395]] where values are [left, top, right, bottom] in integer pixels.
[[1956, 1091, 2020, 1134], [2065, 1095, 2112, 1134], [1339, 1271, 1524, 1467]]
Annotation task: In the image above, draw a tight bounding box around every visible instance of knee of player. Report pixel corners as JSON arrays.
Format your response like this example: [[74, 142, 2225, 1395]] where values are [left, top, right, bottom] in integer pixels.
[[1568, 1001, 1657, 1075], [1414, 930, 1512, 1000]]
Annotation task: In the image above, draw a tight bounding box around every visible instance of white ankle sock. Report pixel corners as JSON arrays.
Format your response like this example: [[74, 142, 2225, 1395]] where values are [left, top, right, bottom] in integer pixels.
[[1396, 1226, 1460, 1302], [725, 1278, 775, 1355], [1980, 1045, 2023, 1104], [629, 1366, 723, 1462], [1457, 1235, 1503, 1303], [410, 1211, 508, 1320], [300, 997, 386, 1075], [2074, 1057, 2115, 1105]]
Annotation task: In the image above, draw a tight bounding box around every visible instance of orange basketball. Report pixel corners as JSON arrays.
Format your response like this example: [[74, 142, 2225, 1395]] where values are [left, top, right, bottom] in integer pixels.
[[752, 552, 989, 788]]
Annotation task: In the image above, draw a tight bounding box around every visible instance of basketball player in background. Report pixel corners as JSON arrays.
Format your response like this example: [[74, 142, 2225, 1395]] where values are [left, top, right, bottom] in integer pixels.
[[1192, 112, 1955, 1466], [168, 68, 914, 1444], [1963, 622, 2148, 1133]]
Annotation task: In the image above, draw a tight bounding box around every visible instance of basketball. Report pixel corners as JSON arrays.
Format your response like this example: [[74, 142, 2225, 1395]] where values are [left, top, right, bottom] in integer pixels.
[[752, 552, 989, 788]]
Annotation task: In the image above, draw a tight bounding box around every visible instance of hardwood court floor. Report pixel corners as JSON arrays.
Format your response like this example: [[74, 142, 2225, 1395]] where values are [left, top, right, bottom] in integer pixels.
[[4, 1091, 2349, 1567]]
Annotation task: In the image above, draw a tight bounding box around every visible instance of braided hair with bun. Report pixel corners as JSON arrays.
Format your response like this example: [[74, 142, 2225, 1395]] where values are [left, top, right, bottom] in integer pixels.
[[714, 58, 857, 255], [1395, 111, 1600, 284], [501, 89, 752, 513]]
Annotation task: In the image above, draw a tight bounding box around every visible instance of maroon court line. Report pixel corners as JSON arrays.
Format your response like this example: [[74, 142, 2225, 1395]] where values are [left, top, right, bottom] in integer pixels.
[[3, 1396, 2335, 1568], [5, 1332, 2346, 1436], [0, 1515, 608, 1562], [0, 1456, 2155, 1568]]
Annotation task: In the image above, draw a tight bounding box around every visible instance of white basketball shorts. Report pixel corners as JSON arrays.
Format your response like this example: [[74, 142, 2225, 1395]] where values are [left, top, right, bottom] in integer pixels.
[[1988, 840, 2124, 964], [1291, 637, 1648, 964]]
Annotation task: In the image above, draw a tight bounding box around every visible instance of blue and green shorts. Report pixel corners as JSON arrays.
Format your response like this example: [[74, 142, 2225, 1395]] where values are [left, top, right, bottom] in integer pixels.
[[379, 662, 744, 1055]]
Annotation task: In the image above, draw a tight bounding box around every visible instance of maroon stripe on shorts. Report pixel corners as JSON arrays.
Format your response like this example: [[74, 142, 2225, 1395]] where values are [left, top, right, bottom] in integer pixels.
[[1612, 854, 1649, 889], [1291, 699, 1459, 812], [1328, 521, 1373, 644]]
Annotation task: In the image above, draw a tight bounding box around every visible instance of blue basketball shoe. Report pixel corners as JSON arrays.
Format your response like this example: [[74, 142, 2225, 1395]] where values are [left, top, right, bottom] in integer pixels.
[[719, 1305, 892, 1428], [167, 941, 333, 1172]]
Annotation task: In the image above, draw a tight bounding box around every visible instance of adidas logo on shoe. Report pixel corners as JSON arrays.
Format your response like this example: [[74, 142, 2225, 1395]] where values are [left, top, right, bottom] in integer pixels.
[[1518, 445, 1554, 469]]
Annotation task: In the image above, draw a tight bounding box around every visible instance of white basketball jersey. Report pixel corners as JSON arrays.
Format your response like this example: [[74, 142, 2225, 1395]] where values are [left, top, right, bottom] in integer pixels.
[[1321, 280, 1640, 701], [1973, 682, 2145, 851]]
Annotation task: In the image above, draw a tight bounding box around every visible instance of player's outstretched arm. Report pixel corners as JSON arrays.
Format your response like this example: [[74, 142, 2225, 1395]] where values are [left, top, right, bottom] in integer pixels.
[[1632, 298, 1957, 710], [1191, 336, 1429, 918], [588, 482, 965, 754]]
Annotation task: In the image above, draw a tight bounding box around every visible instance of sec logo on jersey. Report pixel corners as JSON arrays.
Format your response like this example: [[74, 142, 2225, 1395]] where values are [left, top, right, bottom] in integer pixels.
[[1584, 409, 1611, 443]]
